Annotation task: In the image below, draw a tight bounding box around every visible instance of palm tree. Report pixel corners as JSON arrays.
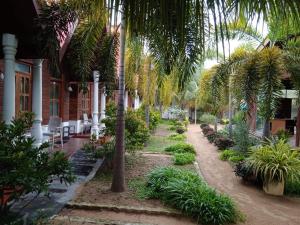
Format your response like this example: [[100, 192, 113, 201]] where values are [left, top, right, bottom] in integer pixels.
[[38, 0, 300, 192]]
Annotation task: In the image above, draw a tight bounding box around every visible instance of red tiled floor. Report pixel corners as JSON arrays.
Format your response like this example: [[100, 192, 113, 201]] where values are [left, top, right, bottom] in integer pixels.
[[52, 137, 89, 158]]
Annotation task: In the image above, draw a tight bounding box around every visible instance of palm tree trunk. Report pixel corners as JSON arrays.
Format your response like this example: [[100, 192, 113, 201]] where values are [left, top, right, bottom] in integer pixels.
[[111, 12, 126, 192], [295, 106, 300, 147], [145, 60, 151, 128], [263, 118, 271, 138]]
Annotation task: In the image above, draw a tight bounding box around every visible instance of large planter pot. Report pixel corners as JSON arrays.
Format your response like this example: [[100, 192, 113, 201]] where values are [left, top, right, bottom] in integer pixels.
[[263, 180, 284, 196]]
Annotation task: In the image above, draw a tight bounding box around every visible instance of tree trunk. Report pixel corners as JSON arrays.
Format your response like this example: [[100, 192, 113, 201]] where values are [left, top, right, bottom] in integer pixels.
[[145, 60, 151, 128], [111, 12, 126, 192], [296, 106, 300, 147], [214, 117, 218, 132], [194, 103, 197, 125], [263, 118, 271, 139]]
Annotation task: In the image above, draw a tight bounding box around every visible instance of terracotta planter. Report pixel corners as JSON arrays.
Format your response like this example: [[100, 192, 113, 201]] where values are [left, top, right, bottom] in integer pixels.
[[263, 180, 284, 196], [99, 136, 111, 145], [1, 186, 23, 207]]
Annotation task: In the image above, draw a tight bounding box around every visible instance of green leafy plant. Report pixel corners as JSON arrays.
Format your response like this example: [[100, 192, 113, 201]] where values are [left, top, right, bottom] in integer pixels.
[[168, 133, 186, 141], [102, 103, 150, 151], [233, 119, 258, 154], [200, 123, 209, 129], [0, 113, 74, 213], [176, 126, 186, 134], [285, 178, 300, 196], [200, 113, 216, 124], [276, 129, 290, 143], [247, 140, 300, 184], [165, 143, 195, 154], [137, 106, 161, 131], [145, 167, 239, 225], [202, 126, 214, 136], [173, 153, 195, 165], [228, 155, 245, 164], [219, 149, 237, 161]]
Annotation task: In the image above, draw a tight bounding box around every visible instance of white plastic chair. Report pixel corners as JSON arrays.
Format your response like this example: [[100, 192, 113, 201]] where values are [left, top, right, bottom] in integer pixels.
[[43, 116, 63, 149]]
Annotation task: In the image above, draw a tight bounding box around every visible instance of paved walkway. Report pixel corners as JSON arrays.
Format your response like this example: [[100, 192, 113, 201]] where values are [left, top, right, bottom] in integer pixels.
[[187, 124, 300, 225]]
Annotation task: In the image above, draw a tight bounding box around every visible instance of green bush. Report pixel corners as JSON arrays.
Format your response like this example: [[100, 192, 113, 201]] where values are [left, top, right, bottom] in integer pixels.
[[219, 149, 236, 161], [200, 123, 209, 129], [285, 178, 300, 196], [146, 167, 239, 225], [228, 155, 245, 163], [247, 140, 300, 184], [200, 113, 216, 124], [137, 106, 161, 131], [168, 133, 186, 141], [234, 161, 256, 182], [173, 153, 195, 165], [0, 113, 74, 213], [102, 103, 150, 151], [202, 126, 214, 135], [165, 143, 195, 154], [220, 119, 229, 125], [233, 120, 258, 154], [276, 129, 290, 143], [176, 126, 186, 134]]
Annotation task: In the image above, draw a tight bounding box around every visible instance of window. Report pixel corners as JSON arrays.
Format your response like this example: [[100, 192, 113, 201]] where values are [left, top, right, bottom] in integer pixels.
[[50, 82, 61, 116], [82, 88, 91, 115], [16, 74, 31, 113], [16, 62, 31, 74]]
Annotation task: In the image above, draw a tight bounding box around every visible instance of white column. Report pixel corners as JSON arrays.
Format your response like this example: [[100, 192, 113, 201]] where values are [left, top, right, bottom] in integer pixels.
[[124, 90, 128, 111], [99, 86, 106, 130], [134, 89, 140, 110], [2, 33, 17, 124], [31, 59, 43, 145], [91, 71, 100, 139]]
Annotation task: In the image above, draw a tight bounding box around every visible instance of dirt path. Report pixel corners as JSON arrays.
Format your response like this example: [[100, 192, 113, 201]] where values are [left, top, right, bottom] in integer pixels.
[[187, 124, 300, 225]]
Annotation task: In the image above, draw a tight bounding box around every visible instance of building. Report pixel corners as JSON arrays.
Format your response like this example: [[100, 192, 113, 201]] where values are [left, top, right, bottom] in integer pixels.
[[0, 0, 140, 146]]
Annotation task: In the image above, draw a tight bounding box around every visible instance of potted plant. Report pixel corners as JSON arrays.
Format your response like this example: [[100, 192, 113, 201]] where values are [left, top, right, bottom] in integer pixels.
[[0, 113, 75, 213], [247, 140, 300, 196]]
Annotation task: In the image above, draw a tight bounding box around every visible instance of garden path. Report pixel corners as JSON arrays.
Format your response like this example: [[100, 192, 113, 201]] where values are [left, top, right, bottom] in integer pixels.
[[187, 124, 300, 225]]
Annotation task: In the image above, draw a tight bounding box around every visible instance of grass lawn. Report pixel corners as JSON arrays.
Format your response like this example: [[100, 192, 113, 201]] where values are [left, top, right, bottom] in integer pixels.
[[144, 122, 185, 153]]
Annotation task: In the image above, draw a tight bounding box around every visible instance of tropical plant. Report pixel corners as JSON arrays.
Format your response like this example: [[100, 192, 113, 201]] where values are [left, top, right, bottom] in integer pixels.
[[219, 149, 237, 161], [0, 114, 74, 213], [233, 119, 258, 154], [168, 134, 186, 141], [200, 113, 216, 124], [165, 143, 195, 154], [145, 167, 239, 225], [234, 161, 256, 182], [173, 153, 196, 165], [247, 140, 300, 184]]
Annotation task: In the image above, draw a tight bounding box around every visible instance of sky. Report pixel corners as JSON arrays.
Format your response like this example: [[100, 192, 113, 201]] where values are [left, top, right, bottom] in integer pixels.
[[204, 18, 269, 69]]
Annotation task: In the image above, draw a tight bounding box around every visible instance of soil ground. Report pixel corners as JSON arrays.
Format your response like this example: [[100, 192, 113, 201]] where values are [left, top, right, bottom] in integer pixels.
[[187, 124, 300, 225], [52, 123, 196, 225]]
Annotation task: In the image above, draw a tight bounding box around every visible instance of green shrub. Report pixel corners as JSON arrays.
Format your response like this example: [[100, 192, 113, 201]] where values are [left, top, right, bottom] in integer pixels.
[[276, 129, 290, 143], [102, 103, 150, 151], [200, 113, 216, 124], [247, 140, 300, 184], [214, 137, 234, 150], [165, 143, 195, 154], [285, 178, 300, 196], [168, 133, 186, 141], [232, 120, 258, 154], [219, 149, 236, 161], [0, 113, 74, 213], [95, 138, 115, 160], [146, 167, 239, 225], [137, 106, 161, 131], [228, 155, 245, 163], [173, 153, 195, 165], [220, 119, 229, 125]]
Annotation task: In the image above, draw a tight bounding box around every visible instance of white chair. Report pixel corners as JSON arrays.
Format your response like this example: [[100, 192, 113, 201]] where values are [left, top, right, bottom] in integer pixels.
[[43, 116, 63, 149], [82, 113, 92, 134]]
